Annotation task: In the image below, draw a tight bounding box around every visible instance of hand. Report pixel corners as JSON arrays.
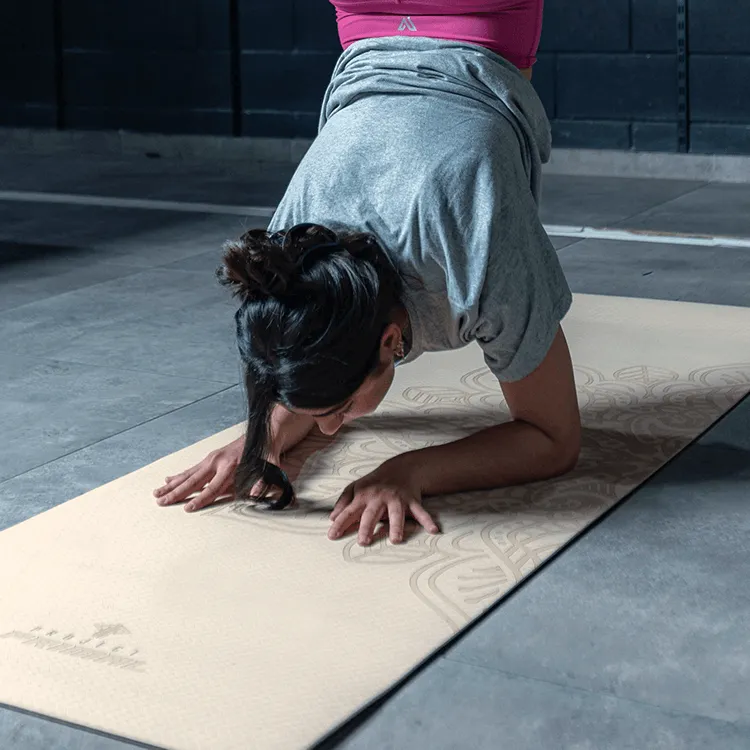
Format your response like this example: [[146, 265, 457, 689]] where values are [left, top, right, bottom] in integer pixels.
[[154, 438, 249, 512], [328, 456, 439, 546]]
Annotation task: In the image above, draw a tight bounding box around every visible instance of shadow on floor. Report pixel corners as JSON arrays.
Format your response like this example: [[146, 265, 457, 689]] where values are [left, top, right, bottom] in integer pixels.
[[0, 241, 87, 267]]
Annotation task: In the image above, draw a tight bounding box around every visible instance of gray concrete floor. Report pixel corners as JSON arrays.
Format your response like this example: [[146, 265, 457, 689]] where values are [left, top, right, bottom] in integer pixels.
[[1, 150, 749, 750]]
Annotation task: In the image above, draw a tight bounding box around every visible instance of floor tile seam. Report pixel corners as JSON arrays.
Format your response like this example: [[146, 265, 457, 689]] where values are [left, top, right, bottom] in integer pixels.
[[0, 261, 243, 301], [29, 255, 232, 273], [0, 384, 240, 488], [441, 655, 750, 728], [608, 181, 714, 229], [0, 353, 240, 388], [554, 239, 584, 253], [51, 258, 244, 283], [101, 259, 249, 280], [0, 191, 277, 218], [0, 257, 147, 277], [98, 258, 229, 273]]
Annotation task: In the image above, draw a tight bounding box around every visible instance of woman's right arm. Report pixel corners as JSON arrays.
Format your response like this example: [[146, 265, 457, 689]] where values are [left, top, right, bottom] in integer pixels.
[[268, 404, 317, 461], [153, 405, 316, 512]]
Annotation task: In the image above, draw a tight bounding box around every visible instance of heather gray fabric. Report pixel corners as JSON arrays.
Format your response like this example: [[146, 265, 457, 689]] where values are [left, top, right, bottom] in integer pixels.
[[267, 36, 572, 382]]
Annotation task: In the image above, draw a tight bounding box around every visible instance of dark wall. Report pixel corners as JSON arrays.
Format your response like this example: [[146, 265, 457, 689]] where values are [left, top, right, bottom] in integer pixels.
[[535, 0, 750, 154], [0, 1, 58, 128], [536, 0, 679, 152], [1, 0, 749, 154]]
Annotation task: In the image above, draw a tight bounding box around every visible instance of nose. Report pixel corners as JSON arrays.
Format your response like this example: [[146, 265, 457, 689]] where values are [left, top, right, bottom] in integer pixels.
[[316, 416, 344, 436]]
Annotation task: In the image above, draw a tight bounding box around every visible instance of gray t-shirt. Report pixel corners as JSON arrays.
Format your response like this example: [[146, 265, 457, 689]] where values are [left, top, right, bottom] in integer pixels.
[[267, 37, 572, 382]]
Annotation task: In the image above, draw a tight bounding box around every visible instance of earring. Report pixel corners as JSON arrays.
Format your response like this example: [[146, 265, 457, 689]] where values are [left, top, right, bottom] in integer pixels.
[[394, 337, 405, 360]]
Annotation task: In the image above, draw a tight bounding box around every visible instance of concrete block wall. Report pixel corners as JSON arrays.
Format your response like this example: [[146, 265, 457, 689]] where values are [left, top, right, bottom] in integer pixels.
[[535, 0, 679, 151], [0, 0, 58, 128], [1, 0, 748, 154], [688, 3, 750, 154]]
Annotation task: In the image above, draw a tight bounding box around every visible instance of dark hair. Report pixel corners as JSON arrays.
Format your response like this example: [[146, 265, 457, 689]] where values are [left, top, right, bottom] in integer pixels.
[[217, 223, 405, 509]]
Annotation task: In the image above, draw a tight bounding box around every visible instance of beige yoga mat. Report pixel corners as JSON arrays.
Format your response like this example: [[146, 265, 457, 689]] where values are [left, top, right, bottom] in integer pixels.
[[1, 294, 749, 750]]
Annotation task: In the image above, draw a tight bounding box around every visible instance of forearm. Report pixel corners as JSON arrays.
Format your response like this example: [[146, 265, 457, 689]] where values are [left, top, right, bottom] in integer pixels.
[[400, 419, 580, 497]]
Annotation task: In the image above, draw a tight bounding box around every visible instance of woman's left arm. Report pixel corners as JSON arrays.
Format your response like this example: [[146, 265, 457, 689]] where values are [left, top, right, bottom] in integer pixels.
[[399, 327, 581, 495], [328, 328, 580, 545]]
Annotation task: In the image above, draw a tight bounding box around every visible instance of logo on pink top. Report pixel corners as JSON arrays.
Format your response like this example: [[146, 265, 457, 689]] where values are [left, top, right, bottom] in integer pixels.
[[398, 16, 417, 31]]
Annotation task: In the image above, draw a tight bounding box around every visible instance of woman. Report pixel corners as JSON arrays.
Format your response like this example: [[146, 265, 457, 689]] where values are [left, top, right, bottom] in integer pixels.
[[154, 0, 581, 547]]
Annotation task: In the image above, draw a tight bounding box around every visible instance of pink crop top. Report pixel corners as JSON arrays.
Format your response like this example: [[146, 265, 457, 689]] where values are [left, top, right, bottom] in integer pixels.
[[329, 1, 544, 70]]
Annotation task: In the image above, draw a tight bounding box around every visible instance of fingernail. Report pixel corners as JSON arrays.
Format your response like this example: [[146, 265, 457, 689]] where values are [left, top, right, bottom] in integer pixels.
[[185, 504, 194, 513]]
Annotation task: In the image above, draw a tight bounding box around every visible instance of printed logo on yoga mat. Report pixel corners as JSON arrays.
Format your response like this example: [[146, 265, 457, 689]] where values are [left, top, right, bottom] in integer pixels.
[[0, 622, 145, 672]]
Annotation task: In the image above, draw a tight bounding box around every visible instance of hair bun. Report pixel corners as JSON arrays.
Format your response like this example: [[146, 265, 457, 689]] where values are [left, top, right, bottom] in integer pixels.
[[217, 229, 297, 302], [217, 224, 351, 303]]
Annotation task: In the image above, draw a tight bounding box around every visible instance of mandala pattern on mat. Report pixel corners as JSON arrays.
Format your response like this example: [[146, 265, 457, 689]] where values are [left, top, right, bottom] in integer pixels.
[[208, 363, 750, 630]]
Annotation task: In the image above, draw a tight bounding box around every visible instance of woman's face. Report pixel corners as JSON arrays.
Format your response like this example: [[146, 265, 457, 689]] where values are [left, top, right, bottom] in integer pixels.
[[292, 322, 403, 435], [306, 363, 396, 435]]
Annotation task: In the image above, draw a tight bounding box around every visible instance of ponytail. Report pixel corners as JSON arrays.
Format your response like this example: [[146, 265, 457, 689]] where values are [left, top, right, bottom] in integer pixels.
[[235, 368, 295, 510]]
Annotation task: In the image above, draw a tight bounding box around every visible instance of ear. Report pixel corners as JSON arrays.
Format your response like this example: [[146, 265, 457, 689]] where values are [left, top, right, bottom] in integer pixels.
[[379, 322, 403, 362]]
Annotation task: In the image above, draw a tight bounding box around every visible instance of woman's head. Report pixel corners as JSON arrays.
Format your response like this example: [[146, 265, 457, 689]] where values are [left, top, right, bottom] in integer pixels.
[[217, 223, 407, 508]]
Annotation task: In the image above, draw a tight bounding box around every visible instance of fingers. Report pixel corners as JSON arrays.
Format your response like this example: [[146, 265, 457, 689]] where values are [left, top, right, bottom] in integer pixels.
[[357, 505, 384, 546], [185, 472, 234, 513], [328, 501, 365, 541], [329, 484, 355, 522], [163, 469, 190, 485], [387, 500, 406, 544], [155, 467, 211, 507], [328, 492, 438, 545], [153, 469, 193, 498], [409, 502, 440, 535]]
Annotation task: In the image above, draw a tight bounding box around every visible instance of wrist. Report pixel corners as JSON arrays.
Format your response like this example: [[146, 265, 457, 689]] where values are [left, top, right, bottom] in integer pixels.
[[385, 450, 425, 493]]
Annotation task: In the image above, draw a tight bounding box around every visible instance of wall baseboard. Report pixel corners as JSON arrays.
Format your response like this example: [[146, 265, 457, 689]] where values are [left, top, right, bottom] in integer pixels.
[[0, 128, 315, 165], [545, 148, 750, 184], [3, 128, 750, 184]]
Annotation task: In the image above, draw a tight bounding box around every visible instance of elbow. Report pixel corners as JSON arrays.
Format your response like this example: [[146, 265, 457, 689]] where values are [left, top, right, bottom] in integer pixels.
[[548, 423, 582, 478], [554, 439, 580, 476]]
